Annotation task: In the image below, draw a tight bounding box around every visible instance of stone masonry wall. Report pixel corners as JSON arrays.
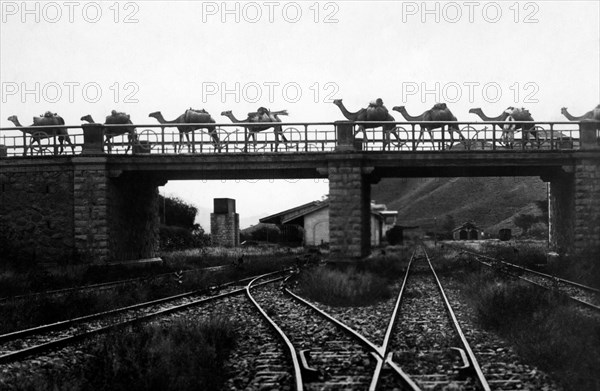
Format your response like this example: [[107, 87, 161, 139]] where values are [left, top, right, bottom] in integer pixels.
[[573, 158, 600, 256], [549, 171, 574, 254], [327, 164, 371, 260], [550, 158, 600, 257], [107, 175, 160, 261], [211, 213, 239, 247], [72, 157, 160, 263], [73, 165, 110, 263], [0, 168, 74, 264]]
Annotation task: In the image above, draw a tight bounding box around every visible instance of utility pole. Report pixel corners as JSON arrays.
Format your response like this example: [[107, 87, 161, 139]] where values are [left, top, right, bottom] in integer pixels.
[[434, 217, 437, 246]]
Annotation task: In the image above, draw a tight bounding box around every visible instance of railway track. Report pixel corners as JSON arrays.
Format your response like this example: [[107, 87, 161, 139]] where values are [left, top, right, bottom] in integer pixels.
[[0, 249, 566, 390], [0, 270, 286, 365], [248, 272, 380, 390], [0, 265, 228, 303], [453, 247, 600, 312], [246, 247, 491, 390], [375, 248, 490, 390]]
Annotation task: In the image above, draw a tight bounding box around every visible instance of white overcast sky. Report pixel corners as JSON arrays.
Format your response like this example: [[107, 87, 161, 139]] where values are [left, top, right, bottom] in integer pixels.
[[1, 1, 599, 228]]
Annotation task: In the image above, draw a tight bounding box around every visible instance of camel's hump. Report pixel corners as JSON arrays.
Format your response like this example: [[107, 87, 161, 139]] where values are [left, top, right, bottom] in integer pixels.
[[33, 115, 63, 126], [105, 112, 132, 124], [184, 109, 212, 122], [365, 105, 389, 120], [510, 107, 532, 119]]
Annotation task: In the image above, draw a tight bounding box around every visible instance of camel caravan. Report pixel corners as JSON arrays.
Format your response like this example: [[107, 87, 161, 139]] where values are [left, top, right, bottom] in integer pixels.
[[4, 103, 600, 155]]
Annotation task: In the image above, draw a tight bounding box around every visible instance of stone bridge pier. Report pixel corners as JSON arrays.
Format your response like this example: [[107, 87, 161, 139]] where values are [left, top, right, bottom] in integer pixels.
[[322, 122, 375, 260], [548, 121, 600, 257], [72, 157, 164, 263], [70, 125, 165, 262]]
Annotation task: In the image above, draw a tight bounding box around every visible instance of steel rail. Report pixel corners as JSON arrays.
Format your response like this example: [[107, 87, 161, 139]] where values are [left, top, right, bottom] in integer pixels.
[[0, 270, 288, 363], [446, 245, 600, 311], [479, 258, 600, 311], [369, 249, 422, 391], [0, 265, 228, 303], [423, 248, 491, 391], [461, 247, 599, 294], [283, 263, 421, 391], [517, 275, 600, 311], [0, 273, 286, 364], [0, 271, 259, 343], [246, 274, 304, 391], [0, 284, 243, 364]]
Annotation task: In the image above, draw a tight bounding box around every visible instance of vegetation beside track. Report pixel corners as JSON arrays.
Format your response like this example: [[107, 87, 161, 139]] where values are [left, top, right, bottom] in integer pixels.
[[6, 317, 238, 391], [295, 245, 411, 306], [429, 244, 600, 391], [0, 247, 299, 334], [445, 239, 600, 289]]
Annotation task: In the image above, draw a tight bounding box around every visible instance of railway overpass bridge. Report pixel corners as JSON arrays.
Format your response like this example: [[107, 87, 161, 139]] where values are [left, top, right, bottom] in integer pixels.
[[0, 120, 598, 263]]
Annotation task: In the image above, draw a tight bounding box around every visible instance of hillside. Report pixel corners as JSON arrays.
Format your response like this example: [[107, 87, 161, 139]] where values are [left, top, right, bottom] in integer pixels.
[[372, 177, 548, 234]]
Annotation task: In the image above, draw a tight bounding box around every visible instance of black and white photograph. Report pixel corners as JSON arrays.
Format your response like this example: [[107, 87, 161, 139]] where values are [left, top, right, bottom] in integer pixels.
[[0, 1, 599, 389]]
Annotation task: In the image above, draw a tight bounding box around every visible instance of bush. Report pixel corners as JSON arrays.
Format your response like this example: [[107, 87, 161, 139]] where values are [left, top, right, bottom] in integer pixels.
[[479, 241, 547, 269], [470, 277, 552, 328], [159, 225, 209, 251], [458, 269, 600, 391], [11, 317, 238, 391], [357, 245, 412, 279], [297, 266, 391, 306], [83, 317, 237, 391], [241, 224, 281, 243]]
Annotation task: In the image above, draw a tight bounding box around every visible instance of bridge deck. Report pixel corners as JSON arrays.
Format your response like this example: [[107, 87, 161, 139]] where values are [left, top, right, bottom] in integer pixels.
[[0, 149, 584, 181]]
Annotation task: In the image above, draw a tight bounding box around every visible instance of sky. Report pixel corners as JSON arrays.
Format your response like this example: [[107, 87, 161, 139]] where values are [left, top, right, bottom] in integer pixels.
[[1, 0, 599, 228]]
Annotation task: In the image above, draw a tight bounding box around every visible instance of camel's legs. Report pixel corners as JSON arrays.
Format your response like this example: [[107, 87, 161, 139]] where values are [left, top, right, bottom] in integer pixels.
[[384, 127, 404, 151], [176, 132, 192, 153], [209, 132, 221, 152], [125, 134, 133, 154], [416, 128, 435, 149], [184, 132, 193, 153], [29, 139, 42, 156], [66, 136, 75, 154], [274, 126, 289, 151], [105, 136, 112, 153], [58, 135, 75, 155], [352, 125, 370, 151], [243, 131, 257, 152]]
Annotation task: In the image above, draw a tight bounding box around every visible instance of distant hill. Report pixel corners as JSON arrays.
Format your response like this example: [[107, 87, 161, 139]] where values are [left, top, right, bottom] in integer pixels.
[[372, 177, 548, 234]]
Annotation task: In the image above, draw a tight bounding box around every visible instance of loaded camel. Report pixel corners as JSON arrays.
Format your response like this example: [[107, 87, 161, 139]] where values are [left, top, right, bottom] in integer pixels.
[[504, 107, 539, 148], [221, 107, 288, 152], [469, 107, 516, 146], [469, 107, 539, 148], [7, 111, 74, 156], [392, 103, 464, 148], [148, 108, 220, 152], [80, 110, 138, 153], [332, 98, 400, 150]]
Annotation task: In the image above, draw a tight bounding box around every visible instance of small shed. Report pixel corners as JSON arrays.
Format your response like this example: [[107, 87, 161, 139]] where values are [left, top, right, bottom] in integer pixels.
[[499, 228, 512, 241], [452, 222, 480, 240], [260, 199, 397, 246]]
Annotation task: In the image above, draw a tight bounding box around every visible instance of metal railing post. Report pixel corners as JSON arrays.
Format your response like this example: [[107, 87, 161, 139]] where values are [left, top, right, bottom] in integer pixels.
[[580, 120, 600, 149], [334, 121, 356, 151], [81, 124, 104, 155]]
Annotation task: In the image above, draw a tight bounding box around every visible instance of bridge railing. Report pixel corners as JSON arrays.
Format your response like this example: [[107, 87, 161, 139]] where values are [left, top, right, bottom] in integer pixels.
[[0, 120, 597, 157], [349, 120, 589, 152]]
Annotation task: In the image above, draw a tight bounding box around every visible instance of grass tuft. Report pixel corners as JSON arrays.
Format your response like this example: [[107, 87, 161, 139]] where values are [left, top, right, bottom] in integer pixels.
[[297, 266, 391, 306], [457, 268, 600, 391], [10, 317, 238, 391]]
